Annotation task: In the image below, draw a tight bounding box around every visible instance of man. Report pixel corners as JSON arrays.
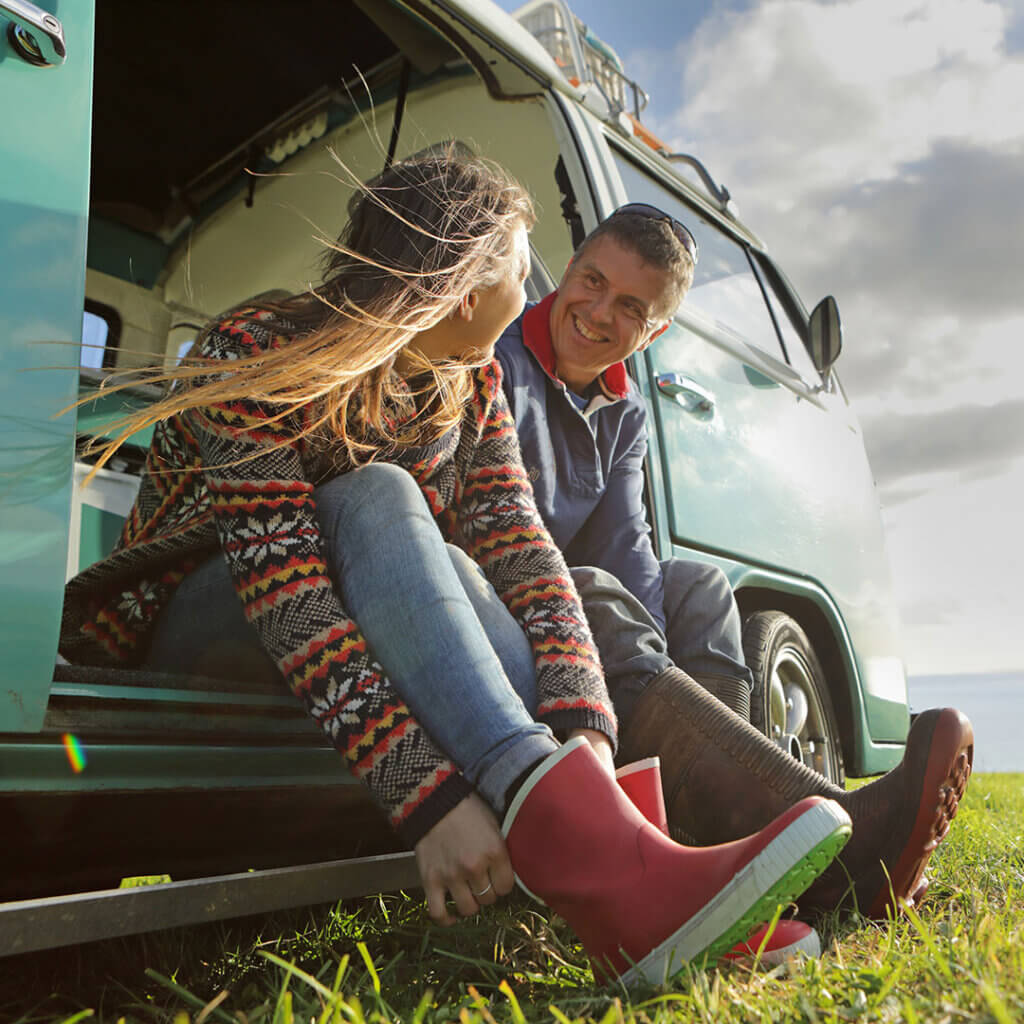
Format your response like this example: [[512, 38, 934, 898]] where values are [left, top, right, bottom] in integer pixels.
[[495, 204, 973, 920], [496, 203, 752, 725]]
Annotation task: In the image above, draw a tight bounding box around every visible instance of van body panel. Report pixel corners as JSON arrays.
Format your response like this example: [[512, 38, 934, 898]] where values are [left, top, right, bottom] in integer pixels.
[[0, 741, 350, 794], [645, 318, 907, 742], [0, 3, 95, 732]]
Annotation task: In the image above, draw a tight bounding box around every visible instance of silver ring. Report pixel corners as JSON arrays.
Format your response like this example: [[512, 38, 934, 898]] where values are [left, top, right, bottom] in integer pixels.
[[472, 882, 492, 897]]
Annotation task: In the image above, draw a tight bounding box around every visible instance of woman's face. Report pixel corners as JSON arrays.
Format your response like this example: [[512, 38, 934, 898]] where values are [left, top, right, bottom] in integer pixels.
[[465, 221, 531, 355], [411, 221, 531, 365]]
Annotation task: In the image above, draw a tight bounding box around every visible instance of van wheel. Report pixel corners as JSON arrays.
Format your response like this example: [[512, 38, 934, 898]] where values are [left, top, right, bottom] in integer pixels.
[[742, 610, 845, 786]]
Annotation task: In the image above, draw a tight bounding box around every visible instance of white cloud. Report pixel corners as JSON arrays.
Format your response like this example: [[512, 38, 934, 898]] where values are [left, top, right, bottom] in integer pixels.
[[881, 462, 1024, 673], [844, 308, 1024, 417], [665, 0, 1022, 195], [861, 399, 1024, 488]]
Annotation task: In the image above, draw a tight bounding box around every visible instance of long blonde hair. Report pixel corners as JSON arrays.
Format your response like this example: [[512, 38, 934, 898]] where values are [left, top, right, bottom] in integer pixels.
[[81, 145, 535, 472]]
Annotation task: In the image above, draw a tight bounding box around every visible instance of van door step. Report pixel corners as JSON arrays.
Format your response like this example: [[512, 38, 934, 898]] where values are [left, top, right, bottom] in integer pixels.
[[0, 851, 419, 957]]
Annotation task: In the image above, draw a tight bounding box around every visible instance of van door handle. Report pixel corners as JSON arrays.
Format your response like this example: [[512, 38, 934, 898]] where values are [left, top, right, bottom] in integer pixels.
[[2, 0, 66, 66], [656, 373, 716, 414]]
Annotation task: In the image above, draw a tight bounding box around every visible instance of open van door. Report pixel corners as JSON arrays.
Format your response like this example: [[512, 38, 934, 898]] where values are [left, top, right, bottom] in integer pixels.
[[0, 2, 94, 731]]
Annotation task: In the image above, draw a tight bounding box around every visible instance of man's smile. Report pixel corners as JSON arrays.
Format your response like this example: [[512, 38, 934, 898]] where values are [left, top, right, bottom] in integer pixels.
[[572, 314, 607, 343]]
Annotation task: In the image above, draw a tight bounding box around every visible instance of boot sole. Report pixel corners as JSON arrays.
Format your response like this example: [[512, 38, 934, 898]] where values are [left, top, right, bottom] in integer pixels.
[[620, 799, 851, 987], [866, 708, 973, 917]]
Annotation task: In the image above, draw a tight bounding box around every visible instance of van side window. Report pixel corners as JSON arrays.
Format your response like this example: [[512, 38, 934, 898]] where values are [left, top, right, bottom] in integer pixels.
[[81, 300, 122, 372], [610, 153, 786, 361], [751, 254, 822, 385], [526, 243, 557, 303]]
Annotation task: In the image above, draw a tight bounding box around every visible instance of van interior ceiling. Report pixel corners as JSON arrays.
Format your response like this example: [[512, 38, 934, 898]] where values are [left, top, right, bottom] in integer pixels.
[[87, 0, 569, 373], [91, 1, 441, 242]]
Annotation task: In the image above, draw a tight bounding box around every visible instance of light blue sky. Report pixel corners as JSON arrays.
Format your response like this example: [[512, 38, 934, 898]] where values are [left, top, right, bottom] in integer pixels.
[[501, 0, 1024, 676]]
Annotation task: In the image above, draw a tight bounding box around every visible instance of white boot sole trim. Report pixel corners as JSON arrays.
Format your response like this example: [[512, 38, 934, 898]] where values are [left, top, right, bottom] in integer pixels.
[[618, 798, 851, 988], [754, 926, 822, 966], [728, 924, 822, 967]]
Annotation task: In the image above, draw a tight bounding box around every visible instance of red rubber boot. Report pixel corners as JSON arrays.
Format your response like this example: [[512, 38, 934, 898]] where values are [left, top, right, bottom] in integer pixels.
[[504, 738, 851, 985], [615, 757, 669, 832], [616, 756, 822, 966]]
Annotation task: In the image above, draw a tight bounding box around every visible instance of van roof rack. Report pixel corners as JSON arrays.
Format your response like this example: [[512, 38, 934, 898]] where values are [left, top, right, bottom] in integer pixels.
[[512, 0, 733, 212], [512, 0, 647, 118]]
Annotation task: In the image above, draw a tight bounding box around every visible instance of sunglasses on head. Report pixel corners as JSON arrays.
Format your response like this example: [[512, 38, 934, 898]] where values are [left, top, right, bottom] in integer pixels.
[[612, 203, 699, 265]]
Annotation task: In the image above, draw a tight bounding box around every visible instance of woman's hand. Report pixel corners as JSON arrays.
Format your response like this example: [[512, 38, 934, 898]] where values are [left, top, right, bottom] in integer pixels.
[[567, 727, 616, 777], [414, 792, 516, 925]]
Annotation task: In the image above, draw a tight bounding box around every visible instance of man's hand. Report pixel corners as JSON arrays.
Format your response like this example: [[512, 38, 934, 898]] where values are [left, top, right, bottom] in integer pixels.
[[414, 792, 516, 925], [567, 727, 616, 777]]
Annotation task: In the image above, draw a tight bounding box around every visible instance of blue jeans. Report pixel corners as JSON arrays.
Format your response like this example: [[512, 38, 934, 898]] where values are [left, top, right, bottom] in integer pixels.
[[146, 463, 557, 811], [572, 561, 753, 727]]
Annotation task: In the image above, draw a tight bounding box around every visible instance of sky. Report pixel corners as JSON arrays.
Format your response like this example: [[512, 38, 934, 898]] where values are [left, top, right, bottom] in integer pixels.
[[500, 0, 1024, 678]]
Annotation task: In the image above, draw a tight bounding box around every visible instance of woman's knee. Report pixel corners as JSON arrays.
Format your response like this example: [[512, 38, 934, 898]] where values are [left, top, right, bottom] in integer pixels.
[[315, 463, 430, 548], [317, 462, 423, 511], [446, 543, 481, 587]]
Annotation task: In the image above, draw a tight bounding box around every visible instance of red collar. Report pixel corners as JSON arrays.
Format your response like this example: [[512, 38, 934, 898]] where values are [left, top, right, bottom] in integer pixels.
[[522, 291, 630, 400]]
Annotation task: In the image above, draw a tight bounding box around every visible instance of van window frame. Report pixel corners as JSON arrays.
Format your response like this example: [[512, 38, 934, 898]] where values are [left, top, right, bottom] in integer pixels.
[[603, 134, 824, 401], [82, 298, 123, 373]]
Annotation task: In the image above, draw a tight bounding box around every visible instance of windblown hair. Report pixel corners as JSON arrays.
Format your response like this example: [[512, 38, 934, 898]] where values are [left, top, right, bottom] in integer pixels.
[[574, 211, 694, 319], [82, 144, 535, 472]]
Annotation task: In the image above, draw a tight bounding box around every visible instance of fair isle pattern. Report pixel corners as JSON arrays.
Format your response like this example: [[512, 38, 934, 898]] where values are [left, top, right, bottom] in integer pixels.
[[61, 311, 615, 843]]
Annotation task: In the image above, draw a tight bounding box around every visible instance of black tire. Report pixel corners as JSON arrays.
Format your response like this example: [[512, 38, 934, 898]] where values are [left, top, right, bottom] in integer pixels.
[[742, 610, 845, 785]]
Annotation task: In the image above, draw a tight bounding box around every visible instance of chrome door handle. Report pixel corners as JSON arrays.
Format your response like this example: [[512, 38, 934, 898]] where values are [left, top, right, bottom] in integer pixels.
[[2, 0, 65, 66], [656, 373, 716, 414]]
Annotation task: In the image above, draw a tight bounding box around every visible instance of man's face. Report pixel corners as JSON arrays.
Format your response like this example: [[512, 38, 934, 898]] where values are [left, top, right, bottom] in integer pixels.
[[549, 235, 674, 393]]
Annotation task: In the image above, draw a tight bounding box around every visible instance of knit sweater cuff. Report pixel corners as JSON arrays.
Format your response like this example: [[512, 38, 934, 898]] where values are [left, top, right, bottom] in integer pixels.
[[395, 771, 476, 847], [538, 708, 618, 756]]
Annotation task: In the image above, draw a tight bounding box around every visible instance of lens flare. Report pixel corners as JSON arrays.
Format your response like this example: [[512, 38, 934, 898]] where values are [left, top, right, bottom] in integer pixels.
[[62, 732, 86, 773]]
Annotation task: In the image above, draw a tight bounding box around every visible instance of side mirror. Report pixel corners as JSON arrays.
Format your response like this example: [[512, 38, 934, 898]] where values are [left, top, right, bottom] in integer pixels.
[[808, 295, 842, 374]]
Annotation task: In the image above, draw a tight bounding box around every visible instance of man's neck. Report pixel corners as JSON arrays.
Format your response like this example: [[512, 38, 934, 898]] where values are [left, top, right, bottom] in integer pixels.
[[556, 366, 598, 396]]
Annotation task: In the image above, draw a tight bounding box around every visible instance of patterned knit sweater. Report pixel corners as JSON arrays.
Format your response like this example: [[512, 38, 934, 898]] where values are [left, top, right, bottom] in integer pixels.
[[61, 311, 616, 843]]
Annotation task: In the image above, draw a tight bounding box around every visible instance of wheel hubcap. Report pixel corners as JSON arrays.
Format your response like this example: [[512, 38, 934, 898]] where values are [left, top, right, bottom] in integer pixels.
[[768, 646, 840, 780]]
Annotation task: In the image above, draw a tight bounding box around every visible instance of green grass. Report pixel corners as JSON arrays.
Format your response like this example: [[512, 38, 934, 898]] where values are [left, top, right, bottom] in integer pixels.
[[3, 773, 1022, 1024]]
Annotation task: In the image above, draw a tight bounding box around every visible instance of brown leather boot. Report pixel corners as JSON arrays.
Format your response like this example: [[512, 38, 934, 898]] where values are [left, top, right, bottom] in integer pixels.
[[692, 672, 751, 722], [619, 667, 973, 919]]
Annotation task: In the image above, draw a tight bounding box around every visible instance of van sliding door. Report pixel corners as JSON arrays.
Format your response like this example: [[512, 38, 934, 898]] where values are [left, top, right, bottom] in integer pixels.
[[0, 2, 95, 731]]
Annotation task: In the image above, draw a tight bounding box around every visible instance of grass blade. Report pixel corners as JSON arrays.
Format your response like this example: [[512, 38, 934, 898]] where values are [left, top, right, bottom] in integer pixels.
[[259, 950, 335, 1001], [356, 941, 381, 996], [144, 969, 236, 1024], [498, 979, 527, 1024]]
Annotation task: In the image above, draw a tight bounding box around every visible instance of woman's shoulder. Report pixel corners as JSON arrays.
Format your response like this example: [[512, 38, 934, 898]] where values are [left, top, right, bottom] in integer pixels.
[[459, 359, 513, 442], [198, 307, 294, 360], [471, 358, 505, 403]]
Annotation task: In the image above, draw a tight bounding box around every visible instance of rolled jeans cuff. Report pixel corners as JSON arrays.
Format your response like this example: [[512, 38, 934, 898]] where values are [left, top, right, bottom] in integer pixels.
[[475, 730, 560, 813]]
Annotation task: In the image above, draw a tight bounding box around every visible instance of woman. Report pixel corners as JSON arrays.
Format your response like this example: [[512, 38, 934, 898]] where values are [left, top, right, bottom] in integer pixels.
[[61, 147, 850, 985]]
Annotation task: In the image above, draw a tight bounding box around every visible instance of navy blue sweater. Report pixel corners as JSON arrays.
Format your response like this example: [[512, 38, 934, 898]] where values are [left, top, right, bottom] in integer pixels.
[[496, 294, 666, 631]]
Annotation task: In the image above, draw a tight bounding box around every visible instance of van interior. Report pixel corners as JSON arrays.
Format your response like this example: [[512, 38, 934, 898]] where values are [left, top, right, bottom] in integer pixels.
[[77, 0, 577, 552]]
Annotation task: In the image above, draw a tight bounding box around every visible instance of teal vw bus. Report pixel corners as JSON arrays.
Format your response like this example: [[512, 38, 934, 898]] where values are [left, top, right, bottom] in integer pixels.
[[0, 0, 908, 950]]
